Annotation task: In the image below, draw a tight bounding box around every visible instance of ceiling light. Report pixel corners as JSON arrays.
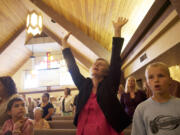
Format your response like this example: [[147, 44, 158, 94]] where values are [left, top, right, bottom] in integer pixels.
[[26, 10, 43, 36]]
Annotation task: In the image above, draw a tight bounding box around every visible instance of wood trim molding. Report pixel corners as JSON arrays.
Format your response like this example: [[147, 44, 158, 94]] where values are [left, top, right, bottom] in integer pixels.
[[18, 87, 77, 94], [121, 0, 171, 62], [170, 0, 180, 17]]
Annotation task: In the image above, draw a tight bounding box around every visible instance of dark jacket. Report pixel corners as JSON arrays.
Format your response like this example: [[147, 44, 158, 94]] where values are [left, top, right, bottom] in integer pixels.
[[62, 37, 131, 133], [120, 90, 147, 119]]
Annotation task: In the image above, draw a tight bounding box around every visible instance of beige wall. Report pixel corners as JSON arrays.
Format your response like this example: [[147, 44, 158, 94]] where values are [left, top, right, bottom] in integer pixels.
[[122, 10, 180, 78], [23, 89, 79, 100], [12, 53, 90, 93]]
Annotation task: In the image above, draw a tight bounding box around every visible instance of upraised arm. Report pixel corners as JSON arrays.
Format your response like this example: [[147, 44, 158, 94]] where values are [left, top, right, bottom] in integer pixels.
[[112, 17, 128, 37], [60, 33, 86, 90], [110, 17, 128, 92]]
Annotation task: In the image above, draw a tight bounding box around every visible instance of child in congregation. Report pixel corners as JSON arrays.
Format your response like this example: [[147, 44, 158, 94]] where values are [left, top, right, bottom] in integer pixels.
[[1, 97, 33, 135], [131, 62, 180, 135], [32, 107, 50, 129]]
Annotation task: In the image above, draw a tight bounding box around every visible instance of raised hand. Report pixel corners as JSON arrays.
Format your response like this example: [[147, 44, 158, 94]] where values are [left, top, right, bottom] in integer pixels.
[[13, 119, 26, 134], [14, 118, 27, 129], [61, 32, 71, 49], [112, 17, 128, 37]]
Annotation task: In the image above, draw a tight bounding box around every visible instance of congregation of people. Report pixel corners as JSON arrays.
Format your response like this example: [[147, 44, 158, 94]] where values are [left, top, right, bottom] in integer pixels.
[[0, 76, 75, 135], [0, 17, 180, 135]]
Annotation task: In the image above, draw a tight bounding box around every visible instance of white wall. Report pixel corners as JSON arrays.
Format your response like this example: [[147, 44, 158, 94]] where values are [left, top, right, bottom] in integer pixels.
[[122, 10, 180, 78], [12, 53, 90, 92]]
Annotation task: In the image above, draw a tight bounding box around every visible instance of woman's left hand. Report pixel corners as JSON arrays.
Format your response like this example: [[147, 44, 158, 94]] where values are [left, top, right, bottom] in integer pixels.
[[112, 17, 128, 37]]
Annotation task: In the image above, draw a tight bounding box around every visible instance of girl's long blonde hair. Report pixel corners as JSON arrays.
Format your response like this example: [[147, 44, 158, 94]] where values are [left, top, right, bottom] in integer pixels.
[[124, 76, 139, 93]]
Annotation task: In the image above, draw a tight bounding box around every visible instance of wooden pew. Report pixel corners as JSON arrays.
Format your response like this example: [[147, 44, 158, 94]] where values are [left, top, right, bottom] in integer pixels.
[[48, 120, 76, 129], [52, 116, 74, 120], [34, 129, 76, 135]]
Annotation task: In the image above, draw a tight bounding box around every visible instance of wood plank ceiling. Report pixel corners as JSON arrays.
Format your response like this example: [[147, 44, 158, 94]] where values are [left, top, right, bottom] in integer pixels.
[[42, 0, 155, 51], [0, 0, 31, 76], [0, 0, 155, 76], [0, 0, 29, 47]]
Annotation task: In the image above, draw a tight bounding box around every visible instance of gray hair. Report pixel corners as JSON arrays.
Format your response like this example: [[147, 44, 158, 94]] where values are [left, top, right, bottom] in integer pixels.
[[33, 107, 43, 114]]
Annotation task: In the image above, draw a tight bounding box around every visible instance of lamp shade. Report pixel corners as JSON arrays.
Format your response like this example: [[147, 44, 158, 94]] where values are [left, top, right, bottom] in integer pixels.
[[26, 10, 43, 36]]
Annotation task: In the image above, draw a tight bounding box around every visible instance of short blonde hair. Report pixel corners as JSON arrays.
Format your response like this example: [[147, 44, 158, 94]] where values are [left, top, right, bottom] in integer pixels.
[[145, 62, 170, 79], [124, 76, 139, 93]]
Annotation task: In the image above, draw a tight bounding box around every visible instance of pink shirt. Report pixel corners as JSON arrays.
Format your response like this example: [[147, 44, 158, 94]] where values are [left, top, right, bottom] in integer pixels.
[[77, 93, 123, 135], [1, 118, 33, 135]]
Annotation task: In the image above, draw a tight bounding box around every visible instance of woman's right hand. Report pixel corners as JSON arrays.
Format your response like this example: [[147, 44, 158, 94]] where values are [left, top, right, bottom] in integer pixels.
[[61, 32, 71, 49]]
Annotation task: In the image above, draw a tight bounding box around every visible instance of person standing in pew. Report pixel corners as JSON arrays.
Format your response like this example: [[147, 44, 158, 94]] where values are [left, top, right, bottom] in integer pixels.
[[59, 88, 74, 116], [38, 93, 54, 121], [60, 17, 131, 135], [131, 62, 180, 135], [27, 97, 36, 119], [120, 76, 147, 120]]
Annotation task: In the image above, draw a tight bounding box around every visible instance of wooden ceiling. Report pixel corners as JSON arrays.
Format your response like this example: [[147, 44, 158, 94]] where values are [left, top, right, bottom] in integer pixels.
[[0, 0, 159, 76], [0, 0, 30, 76], [0, 0, 28, 48], [41, 0, 155, 51], [0, 30, 31, 76]]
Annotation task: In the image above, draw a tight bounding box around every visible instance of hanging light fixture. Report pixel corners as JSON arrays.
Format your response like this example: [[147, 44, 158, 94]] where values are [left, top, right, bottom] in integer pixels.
[[30, 45, 36, 69], [26, 10, 43, 36]]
